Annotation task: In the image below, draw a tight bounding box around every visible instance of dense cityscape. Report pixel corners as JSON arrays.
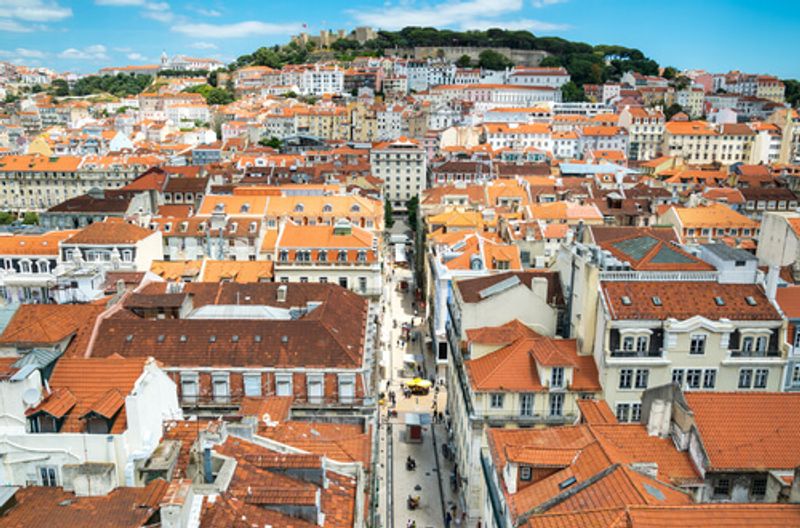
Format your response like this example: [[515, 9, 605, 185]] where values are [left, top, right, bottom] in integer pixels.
[[0, 7, 800, 528]]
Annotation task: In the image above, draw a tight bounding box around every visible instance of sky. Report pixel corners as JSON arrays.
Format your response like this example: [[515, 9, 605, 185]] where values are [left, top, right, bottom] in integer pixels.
[[1, 0, 799, 78]]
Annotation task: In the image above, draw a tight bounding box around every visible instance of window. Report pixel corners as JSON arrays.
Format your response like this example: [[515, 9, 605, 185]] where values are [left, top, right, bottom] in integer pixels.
[[631, 403, 642, 422], [756, 336, 767, 353], [338, 374, 355, 404], [713, 478, 731, 497], [338, 277, 348, 288], [703, 369, 717, 389], [751, 476, 768, 499], [672, 369, 685, 387], [318, 250, 327, 262], [490, 393, 505, 408], [636, 336, 648, 353], [181, 373, 198, 403], [337, 250, 348, 262], [519, 466, 532, 481], [276, 373, 293, 397], [551, 367, 564, 388], [622, 336, 635, 351], [792, 364, 800, 385], [39, 466, 58, 487], [690, 334, 706, 355], [243, 373, 262, 397], [212, 373, 230, 404], [619, 369, 633, 389], [754, 368, 769, 389], [635, 369, 649, 389], [279, 250, 289, 262], [743, 336, 754, 352], [307, 374, 324, 404], [358, 277, 367, 292], [739, 368, 753, 389], [520, 393, 534, 417], [686, 369, 702, 389], [549, 393, 564, 417], [616, 403, 630, 422]]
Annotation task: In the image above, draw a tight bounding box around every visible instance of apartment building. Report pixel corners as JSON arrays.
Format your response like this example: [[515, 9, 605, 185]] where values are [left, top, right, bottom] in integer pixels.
[[659, 203, 759, 246], [370, 136, 428, 209], [268, 220, 382, 295], [483, 122, 552, 152], [596, 280, 785, 418], [619, 106, 665, 161]]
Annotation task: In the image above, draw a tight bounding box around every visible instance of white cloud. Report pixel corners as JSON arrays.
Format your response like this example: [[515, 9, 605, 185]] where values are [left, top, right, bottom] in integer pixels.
[[188, 6, 221, 17], [172, 20, 302, 38], [113, 46, 133, 52], [58, 44, 109, 61], [463, 18, 569, 31], [349, 0, 564, 32], [0, 18, 33, 32], [0, 0, 72, 22], [190, 41, 218, 50], [95, 0, 174, 23], [15, 48, 47, 58], [531, 0, 567, 7], [127, 52, 146, 60]]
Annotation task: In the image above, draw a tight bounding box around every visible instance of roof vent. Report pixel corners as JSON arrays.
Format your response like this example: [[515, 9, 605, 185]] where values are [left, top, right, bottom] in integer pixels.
[[651, 296, 662, 306], [281, 335, 288, 344], [277, 284, 287, 303], [558, 476, 577, 490], [125, 335, 133, 343], [209, 335, 216, 343], [745, 296, 757, 306], [254, 335, 262, 342], [714, 296, 725, 306], [232, 335, 239, 343], [157, 335, 165, 343], [180, 335, 188, 342], [621, 296, 632, 306]]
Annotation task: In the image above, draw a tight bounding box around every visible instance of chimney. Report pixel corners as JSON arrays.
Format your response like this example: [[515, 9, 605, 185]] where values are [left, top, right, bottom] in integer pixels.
[[646, 399, 672, 437], [277, 284, 287, 303], [115, 279, 126, 296], [160, 480, 194, 528], [766, 265, 779, 301]]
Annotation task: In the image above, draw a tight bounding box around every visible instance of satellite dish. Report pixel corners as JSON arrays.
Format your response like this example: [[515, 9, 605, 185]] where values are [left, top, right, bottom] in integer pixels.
[[22, 387, 41, 407]]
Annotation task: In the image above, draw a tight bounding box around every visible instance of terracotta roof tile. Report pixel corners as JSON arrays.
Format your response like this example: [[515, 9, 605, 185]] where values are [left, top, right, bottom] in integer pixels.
[[63, 219, 155, 245], [685, 392, 800, 471], [577, 399, 618, 425], [601, 281, 780, 321], [0, 230, 78, 256], [0, 304, 105, 354]]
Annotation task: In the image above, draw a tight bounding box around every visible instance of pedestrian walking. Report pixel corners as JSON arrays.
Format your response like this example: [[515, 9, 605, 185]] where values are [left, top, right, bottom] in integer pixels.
[[445, 510, 452, 528]]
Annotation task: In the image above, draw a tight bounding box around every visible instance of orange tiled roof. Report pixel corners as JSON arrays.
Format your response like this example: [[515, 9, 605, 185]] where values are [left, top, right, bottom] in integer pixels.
[[577, 399, 618, 425], [685, 392, 800, 471], [0, 304, 105, 351], [63, 219, 155, 245], [601, 281, 780, 321], [0, 230, 78, 256], [27, 357, 148, 433]]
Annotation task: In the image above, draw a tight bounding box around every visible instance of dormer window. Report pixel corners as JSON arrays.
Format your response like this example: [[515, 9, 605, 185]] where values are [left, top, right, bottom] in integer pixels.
[[714, 296, 725, 306], [240, 203, 250, 213], [338, 250, 348, 262], [357, 250, 367, 262], [323, 204, 333, 213], [318, 250, 327, 262], [279, 250, 288, 262], [652, 296, 662, 306], [294, 203, 304, 213]]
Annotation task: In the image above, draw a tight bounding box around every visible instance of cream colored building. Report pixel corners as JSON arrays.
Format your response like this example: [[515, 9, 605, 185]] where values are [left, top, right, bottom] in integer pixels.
[[595, 280, 786, 420], [618, 106, 665, 161], [369, 137, 427, 209]]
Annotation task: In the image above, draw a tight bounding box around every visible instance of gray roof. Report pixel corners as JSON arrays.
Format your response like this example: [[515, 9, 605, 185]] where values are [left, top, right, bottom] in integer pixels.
[[701, 243, 757, 262]]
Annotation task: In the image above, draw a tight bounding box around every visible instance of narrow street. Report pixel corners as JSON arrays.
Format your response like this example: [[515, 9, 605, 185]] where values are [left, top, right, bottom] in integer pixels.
[[375, 237, 460, 528]]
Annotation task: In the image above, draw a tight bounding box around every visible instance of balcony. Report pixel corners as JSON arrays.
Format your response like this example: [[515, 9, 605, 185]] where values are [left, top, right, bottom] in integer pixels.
[[610, 348, 664, 358], [729, 349, 781, 358]]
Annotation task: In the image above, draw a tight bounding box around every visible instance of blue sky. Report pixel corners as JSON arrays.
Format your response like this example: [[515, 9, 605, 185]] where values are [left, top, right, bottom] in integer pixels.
[[1, 0, 798, 78]]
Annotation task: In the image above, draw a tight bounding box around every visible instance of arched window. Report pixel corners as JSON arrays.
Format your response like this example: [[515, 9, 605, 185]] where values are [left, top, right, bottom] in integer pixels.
[[294, 203, 304, 213], [323, 204, 333, 213]]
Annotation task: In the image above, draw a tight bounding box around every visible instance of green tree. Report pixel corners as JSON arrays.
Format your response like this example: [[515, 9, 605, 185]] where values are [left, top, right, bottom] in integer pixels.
[[783, 79, 800, 108], [456, 55, 472, 68], [662, 66, 678, 80], [477, 49, 513, 71], [384, 200, 395, 230], [259, 136, 282, 149], [406, 196, 419, 231], [561, 81, 585, 102], [183, 85, 234, 105], [50, 79, 70, 97], [0, 212, 14, 225], [21, 212, 38, 225], [664, 103, 684, 121]]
